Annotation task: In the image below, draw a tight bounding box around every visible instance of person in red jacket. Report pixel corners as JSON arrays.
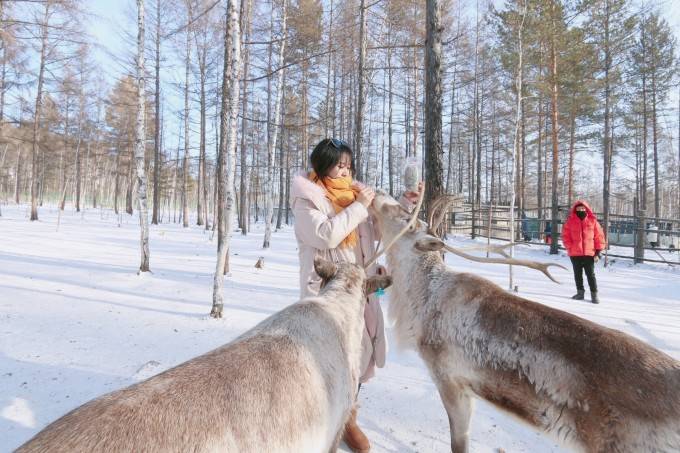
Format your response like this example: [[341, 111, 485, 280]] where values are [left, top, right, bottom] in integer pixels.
[[560, 200, 606, 304]]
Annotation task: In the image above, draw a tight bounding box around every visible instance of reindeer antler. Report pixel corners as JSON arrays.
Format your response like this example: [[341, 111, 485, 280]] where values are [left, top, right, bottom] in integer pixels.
[[439, 242, 567, 284], [427, 194, 464, 236], [457, 243, 515, 258]]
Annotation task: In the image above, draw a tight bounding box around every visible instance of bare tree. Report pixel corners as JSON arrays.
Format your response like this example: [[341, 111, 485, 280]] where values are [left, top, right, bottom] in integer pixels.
[[29, 3, 50, 221], [238, 0, 252, 235], [548, 0, 561, 255], [182, 0, 193, 228], [353, 0, 367, 181], [152, 0, 162, 225], [424, 0, 444, 228], [262, 0, 287, 249], [135, 0, 151, 272], [211, 0, 241, 318]]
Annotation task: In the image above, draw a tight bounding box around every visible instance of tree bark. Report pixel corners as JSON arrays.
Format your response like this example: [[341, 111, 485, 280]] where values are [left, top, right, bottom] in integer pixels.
[[30, 4, 50, 221], [651, 73, 659, 219], [262, 0, 287, 249], [152, 0, 162, 225], [238, 0, 252, 235], [549, 0, 560, 255], [602, 0, 612, 260], [424, 0, 444, 231], [182, 1, 193, 228], [387, 27, 394, 196], [212, 0, 241, 318], [353, 0, 367, 180], [567, 101, 576, 205], [135, 0, 151, 272]]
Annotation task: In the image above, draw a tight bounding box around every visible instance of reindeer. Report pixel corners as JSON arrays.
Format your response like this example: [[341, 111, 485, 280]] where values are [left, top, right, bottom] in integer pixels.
[[16, 259, 392, 453], [369, 191, 680, 453]]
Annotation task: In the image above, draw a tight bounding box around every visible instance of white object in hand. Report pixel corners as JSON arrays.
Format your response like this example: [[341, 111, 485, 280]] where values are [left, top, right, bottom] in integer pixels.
[[404, 159, 419, 193]]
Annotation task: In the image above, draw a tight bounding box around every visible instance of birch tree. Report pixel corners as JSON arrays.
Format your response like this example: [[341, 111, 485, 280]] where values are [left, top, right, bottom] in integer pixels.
[[262, 0, 287, 249], [152, 0, 162, 225], [135, 0, 151, 272], [211, 0, 241, 318]]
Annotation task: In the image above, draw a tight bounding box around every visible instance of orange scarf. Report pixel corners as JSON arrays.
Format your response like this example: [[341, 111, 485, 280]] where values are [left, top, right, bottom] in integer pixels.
[[310, 171, 360, 249]]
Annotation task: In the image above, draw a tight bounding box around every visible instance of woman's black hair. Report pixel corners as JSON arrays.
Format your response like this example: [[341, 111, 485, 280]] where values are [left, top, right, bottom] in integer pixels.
[[310, 138, 354, 179]]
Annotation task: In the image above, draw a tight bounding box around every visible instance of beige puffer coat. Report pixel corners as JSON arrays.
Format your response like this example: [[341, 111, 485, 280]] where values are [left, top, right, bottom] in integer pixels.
[[290, 173, 386, 383]]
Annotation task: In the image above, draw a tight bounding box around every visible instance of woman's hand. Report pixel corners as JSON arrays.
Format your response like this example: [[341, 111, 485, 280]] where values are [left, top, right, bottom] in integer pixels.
[[356, 185, 375, 208], [403, 181, 424, 205]]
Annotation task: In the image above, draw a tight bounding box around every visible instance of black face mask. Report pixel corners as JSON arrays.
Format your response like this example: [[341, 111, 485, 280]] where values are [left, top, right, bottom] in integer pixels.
[[576, 210, 587, 220]]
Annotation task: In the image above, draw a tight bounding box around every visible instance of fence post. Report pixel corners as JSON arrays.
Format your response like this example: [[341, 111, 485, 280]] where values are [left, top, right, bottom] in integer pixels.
[[635, 208, 646, 264]]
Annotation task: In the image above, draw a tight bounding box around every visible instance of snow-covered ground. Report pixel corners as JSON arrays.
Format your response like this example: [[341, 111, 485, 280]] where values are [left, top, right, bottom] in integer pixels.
[[2, 204, 679, 452]]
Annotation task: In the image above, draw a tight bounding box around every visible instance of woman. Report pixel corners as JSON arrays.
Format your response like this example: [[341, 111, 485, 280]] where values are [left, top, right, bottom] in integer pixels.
[[290, 138, 417, 453], [561, 200, 606, 304]]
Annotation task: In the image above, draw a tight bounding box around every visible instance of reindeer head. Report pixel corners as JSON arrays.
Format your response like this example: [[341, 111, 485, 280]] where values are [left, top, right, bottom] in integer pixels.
[[314, 257, 392, 296], [365, 189, 452, 269], [370, 191, 426, 242], [368, 191, 565, 283]]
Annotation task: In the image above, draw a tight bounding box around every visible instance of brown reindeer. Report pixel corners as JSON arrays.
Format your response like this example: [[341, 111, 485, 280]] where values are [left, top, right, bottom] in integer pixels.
[[369, 191, 680, 453], [16, 259, 392, 453]]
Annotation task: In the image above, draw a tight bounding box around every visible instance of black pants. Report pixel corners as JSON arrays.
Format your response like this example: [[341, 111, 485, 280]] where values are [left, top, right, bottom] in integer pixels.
[[570, 256, 597, 292]]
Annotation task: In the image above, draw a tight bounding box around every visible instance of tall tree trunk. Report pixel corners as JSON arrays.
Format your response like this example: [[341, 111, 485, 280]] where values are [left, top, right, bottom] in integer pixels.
[[412, 45, 419, 160], [387, 31, 394, 196], [198, 59, 207, 227], [59, 101, 70, 211], [537, 92, 544, 221], [262, 0, 287, 249], [135, 0, 151, 272], [567, 101, 576, 205], [152, 0, 162, 225], [212, 0, 242, 318], [509, 0, 526, 288], [182, 1, 193, 228], [549, 0, 560, 255], [126, 146, 134, 215], [276, 112, 286, 230], [446, 47, 458, 195], [353, 0, 367, 180], [471, 4, 480, 239], [519, 93, 526, 217], [30, 4, 50, 221], [238, 0, 252, 235], [602, 0, 612, 258], [115, 148, 123, 214], [651, 73, 659, 219], [641, 63, 648, 211], [425, 0, 444, 231], [324, 0, 334, 137], [14, 148, 21, 204]]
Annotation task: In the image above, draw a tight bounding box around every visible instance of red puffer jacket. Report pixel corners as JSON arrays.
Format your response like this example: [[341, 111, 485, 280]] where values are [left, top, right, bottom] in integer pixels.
[[561, 200, 606, 257]]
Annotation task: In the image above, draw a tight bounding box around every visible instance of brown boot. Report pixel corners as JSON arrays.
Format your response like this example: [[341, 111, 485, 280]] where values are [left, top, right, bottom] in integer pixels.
[[343, 406, 370, 453]]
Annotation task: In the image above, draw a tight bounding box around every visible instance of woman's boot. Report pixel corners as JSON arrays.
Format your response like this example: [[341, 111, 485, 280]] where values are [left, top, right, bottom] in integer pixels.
[[571, 289, 585, 300], [591, 291, 599, 304], [343, 405, 370, 453]]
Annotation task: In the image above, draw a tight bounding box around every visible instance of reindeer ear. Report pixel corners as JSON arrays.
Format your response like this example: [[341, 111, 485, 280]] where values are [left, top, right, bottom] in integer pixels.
[[414, 236, 445, 252], [314, 258, 338, 281], [364, 275, 392, 295]]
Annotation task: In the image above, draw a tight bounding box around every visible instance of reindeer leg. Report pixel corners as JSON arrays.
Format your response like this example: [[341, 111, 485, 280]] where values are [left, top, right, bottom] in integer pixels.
[[434, 379, 473, 453]]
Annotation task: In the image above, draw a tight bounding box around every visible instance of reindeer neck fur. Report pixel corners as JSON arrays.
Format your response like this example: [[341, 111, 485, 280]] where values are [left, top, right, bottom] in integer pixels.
[[386, 238, 448, 349]]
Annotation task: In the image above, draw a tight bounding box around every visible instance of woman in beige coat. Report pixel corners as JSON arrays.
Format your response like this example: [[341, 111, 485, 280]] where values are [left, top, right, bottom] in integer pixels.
[[290, 138, 417, 453]]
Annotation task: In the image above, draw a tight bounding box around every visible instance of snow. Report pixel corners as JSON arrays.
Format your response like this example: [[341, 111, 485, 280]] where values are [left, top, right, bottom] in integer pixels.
[[1, 204, 679, 452]]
